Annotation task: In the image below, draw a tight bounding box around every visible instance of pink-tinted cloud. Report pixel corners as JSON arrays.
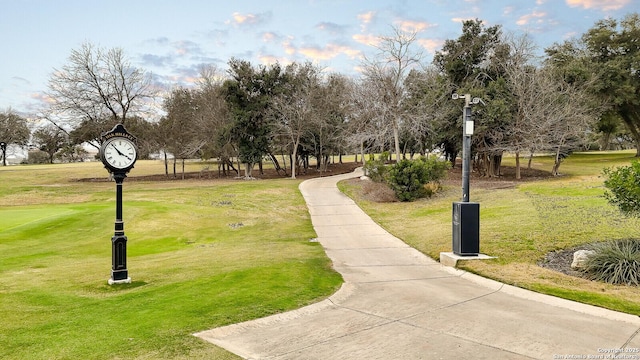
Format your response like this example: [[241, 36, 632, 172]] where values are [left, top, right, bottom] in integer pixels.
[[516, 11, 548, 26], [358, 11, 376, 24], [282, 37, 296, 55], [352, 33, 381, 47], [173, 40, 202, 56], [298, 43, 361, 61], [566, 0, 630, 11], [30, 92, 54, 105], [417, 38, 443, 53], [451, 17, 475, 24], [262, 32, 278, 43], [258, 54, 293, 67], [226, 12, 271, 27], [394, 19, 435, 33], [357, 11, 376, 31]]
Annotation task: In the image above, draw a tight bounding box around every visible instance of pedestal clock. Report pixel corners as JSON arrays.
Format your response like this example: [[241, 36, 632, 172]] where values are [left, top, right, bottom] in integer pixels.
[[100, 124, 138, 285]]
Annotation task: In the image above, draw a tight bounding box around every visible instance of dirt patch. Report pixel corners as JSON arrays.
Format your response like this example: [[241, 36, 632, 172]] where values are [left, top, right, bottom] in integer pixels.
[[357, 180, 399, 202], [443, 163, 553, 190]]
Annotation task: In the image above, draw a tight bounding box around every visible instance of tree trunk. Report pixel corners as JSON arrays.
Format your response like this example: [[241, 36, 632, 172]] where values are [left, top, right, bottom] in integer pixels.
[[393, 122, 401, 163], [515, 151, 521, 180], [619, 106, 640, 157], [181, 159, 185, 180], [164, 151, 169, 177], [291, 140, 299, 179], [268, 152, 285, 176], [552, 147, 562, 176], [244, 162, 253, 179], [173, 158, 177, 178]]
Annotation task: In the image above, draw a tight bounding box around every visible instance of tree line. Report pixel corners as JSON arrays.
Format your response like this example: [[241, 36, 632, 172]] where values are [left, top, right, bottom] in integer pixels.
[[1, 14, 639, 179]]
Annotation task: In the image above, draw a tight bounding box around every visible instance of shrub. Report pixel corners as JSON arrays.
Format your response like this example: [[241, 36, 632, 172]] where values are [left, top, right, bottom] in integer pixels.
[[26, 150, 50, 164], [603, 160, 640, 217], [581, 239, 640, 286], [363, 152, 390, 183], [387, 156, 450, 202]]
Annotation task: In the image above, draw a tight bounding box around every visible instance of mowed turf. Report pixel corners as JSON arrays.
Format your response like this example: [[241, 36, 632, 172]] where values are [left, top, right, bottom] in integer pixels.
[[339, 151, 640, 315], [0, 160, 342, 359]]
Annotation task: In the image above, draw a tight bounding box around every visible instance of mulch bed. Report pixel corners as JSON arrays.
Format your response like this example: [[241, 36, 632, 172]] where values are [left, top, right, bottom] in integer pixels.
[[443, 162, 552, 190], [537, 246, 591, 278], [76, 161, 362, 182]]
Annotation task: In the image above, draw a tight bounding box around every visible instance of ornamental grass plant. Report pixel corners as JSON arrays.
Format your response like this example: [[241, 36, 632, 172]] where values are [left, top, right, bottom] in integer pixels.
[[582, 240, 640, 286]]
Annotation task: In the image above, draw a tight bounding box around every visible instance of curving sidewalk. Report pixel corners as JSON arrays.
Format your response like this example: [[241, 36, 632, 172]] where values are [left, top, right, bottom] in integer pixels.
[[196, 169, 640, 359]]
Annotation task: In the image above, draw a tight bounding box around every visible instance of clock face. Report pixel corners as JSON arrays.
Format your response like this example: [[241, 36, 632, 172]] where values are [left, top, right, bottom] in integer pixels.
[[102, 137, 137, 170]]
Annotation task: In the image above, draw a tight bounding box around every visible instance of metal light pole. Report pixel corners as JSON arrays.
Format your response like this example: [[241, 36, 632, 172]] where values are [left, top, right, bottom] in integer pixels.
[[451, 93, 482, 256]]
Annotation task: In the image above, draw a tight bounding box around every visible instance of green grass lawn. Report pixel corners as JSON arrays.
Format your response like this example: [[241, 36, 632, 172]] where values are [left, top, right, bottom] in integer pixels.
[[339, 150, 640, 315], [4, 152, 640, 359], [0, 160, 342, 359]]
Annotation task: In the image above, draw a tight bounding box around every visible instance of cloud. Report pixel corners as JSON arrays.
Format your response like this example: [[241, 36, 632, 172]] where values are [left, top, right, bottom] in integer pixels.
[[11, 76, 30, 85], [282, 37, 297, 55], [141, 53, 174, 67], [298, 43, 361, 61], [352, 33, 381, 47], [258, 54, 293, 67], [173, 40, 203, 56], [316, 22, 350, 36], [451, 17, 475, 24], [30, 92, 54, 105], [565, 0, 630, 11], [144, 37, 171, 46], [357, 11, 376, 31], [261, 32, 279, 43], [416, 38, 443, 53], [516, 11, 548, 26], [227, 11, 272, 27], [394, 19, 435, 33], [503, 6, 515, 16]]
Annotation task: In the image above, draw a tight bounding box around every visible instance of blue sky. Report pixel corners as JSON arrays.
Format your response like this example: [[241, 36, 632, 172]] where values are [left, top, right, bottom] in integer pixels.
[[0, 0, 636, 116]]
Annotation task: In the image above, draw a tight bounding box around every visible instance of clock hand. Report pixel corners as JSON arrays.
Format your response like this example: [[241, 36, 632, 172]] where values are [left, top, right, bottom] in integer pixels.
[[111, 143, 132, 161]]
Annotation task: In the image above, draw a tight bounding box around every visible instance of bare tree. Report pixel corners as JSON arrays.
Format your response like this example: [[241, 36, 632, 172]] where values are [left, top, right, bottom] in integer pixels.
[[361, 26, 423, 162], [492, 33, 542, 179], [345, 79, 380, 165], [272, 62, 322, 179], [402, 66, 455, 157], [45, 42, 155, 147], [160, 87, 203, 179], [192, 65, 234, 174], [536, 68, 599, 175]]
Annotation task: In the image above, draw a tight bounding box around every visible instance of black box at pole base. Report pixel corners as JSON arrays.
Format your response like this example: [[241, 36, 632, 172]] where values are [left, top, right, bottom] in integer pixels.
[[452, 202, 479, 256]]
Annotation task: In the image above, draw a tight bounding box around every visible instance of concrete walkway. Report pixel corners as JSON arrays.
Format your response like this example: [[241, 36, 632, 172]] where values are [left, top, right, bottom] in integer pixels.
[[196, 169, 640, 359]]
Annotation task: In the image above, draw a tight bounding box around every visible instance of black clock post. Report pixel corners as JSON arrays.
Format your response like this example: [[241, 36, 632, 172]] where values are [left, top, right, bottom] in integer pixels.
[[99, 124, 138, 285]]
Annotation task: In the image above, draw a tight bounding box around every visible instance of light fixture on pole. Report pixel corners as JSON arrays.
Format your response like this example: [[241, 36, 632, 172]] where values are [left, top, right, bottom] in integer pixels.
[[451, 93, 482, 256]]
